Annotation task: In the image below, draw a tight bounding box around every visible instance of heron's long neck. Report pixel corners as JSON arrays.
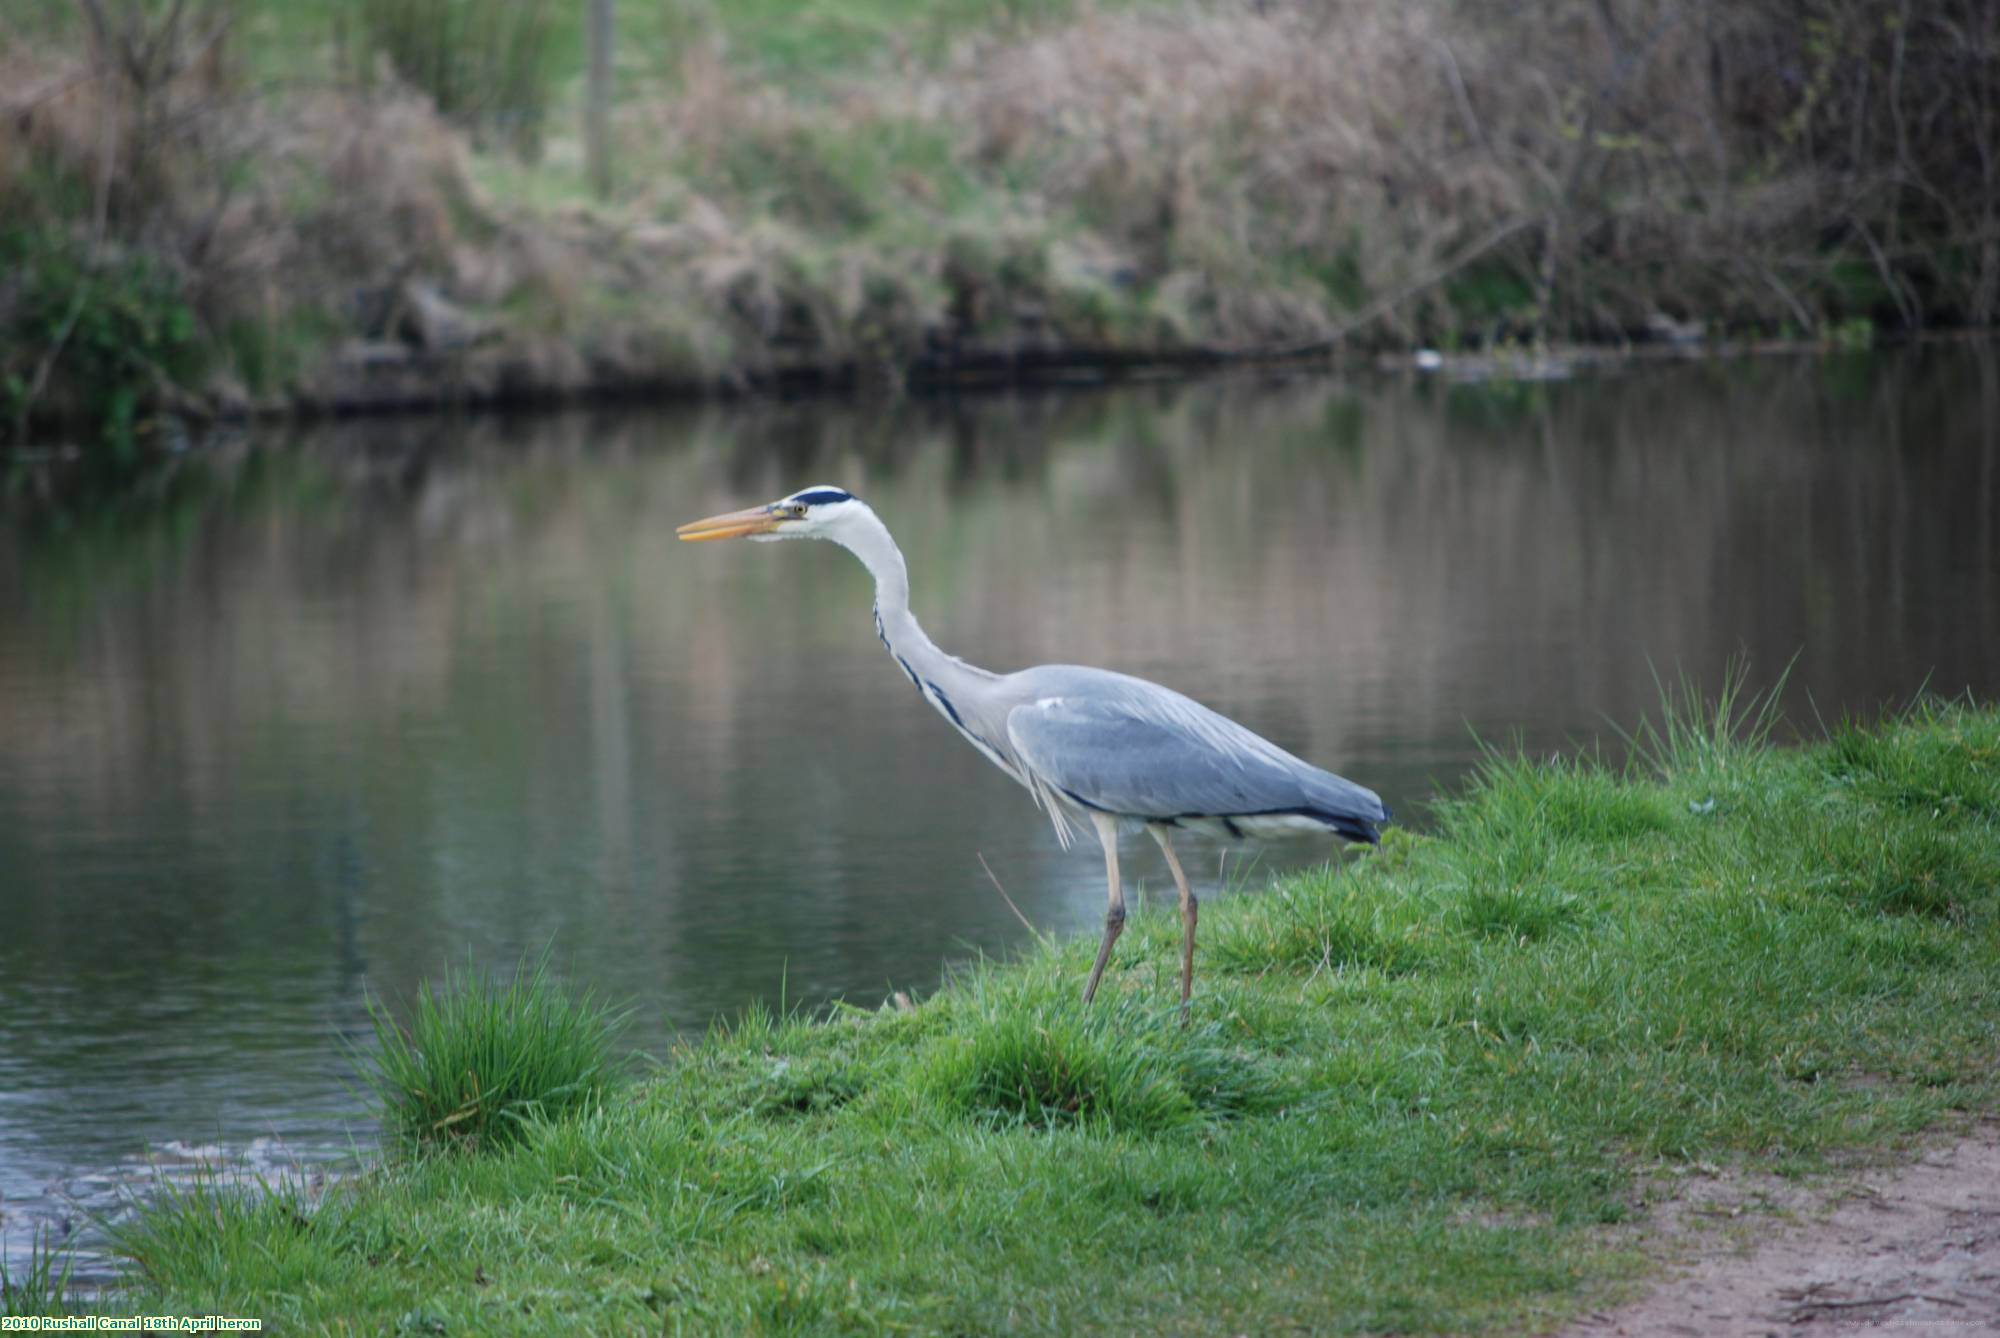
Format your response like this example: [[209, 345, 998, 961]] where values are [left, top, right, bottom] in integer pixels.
[[829, 508, 1032, 792], [833, 511, 997, 702]]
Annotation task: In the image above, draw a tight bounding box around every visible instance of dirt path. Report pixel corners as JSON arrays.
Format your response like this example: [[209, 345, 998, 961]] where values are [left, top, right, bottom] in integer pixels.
[[1565, 1122, 2000, 1337]]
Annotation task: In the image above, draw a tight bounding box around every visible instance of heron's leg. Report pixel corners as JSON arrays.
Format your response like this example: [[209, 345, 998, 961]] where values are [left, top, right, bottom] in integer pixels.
[[1081, 813, 1125, 1004], [1148, 823, 1198, 1022]]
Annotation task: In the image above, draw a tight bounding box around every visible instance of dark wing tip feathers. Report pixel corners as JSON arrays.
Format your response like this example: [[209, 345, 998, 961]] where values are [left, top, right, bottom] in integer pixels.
[[1328, 811, 1383, 845], [1316, 793, 1389, 844]]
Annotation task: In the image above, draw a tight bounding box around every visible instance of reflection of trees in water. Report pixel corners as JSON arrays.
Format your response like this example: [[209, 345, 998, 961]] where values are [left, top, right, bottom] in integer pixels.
[[0, 348, 1996, 1022]]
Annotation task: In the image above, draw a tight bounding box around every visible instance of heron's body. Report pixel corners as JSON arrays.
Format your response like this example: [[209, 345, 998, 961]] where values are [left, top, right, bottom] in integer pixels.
[[901, 659, 1384, 848], [679, 485, 1389, 1012]]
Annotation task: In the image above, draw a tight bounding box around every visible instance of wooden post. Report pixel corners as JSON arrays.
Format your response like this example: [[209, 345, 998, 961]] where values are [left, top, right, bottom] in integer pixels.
[[586, 0, 614, 198]]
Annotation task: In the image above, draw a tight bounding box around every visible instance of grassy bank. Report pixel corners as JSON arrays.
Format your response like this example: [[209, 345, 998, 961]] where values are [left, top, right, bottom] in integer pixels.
[[4, 0, 1997, 450], [83, 694, 2000, 1333]]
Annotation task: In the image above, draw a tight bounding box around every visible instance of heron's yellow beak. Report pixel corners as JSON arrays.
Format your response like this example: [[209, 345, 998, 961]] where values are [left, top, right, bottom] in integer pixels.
[[676, 504, 781, 542]]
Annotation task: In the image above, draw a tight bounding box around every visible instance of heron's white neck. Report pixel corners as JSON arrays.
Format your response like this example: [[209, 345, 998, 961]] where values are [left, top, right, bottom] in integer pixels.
[[823, 504, 1037, 799], [828, 506, 998, 698]]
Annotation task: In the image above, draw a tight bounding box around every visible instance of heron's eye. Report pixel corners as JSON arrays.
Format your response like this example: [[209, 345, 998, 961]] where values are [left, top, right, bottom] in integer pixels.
[[787, 504, 808, 518]]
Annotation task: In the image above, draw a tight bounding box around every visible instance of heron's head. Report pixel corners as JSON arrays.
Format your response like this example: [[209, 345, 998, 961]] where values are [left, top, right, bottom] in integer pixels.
[[675, 485, 867, 544]]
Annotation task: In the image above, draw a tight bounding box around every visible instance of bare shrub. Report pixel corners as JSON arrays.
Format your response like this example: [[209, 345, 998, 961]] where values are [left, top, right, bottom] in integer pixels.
[[910, 0, 2000, 344]]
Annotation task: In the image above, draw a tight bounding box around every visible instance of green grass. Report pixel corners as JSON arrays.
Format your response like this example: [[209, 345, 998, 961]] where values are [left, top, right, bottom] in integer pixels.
[[361, 954, 629, 1155], [96, 697, 2000, 1331], [154, 0, 1110, 110], [234, 0, 1111, 89], [680, 0, 1104, 81], [0, 1230, 75, 1320]]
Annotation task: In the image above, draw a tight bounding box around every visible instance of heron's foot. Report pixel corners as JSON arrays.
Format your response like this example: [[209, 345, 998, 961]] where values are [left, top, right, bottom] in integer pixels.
[[1081, 904, 1126, 1004]]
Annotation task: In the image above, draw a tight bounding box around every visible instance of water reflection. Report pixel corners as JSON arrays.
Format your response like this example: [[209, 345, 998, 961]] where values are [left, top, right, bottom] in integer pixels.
[[1, 345, 1997, 1267]]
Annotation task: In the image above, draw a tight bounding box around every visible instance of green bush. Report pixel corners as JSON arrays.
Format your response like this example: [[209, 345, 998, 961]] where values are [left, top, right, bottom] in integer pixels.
[[1, 225, 201, 451]]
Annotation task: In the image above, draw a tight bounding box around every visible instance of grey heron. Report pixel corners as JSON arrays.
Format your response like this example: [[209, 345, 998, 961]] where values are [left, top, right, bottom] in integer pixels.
[[678, 485, 1389, 1014]]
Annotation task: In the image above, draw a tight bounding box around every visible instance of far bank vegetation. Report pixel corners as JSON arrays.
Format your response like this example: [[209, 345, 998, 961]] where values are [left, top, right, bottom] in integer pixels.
[[2, 0, 1995, 444]]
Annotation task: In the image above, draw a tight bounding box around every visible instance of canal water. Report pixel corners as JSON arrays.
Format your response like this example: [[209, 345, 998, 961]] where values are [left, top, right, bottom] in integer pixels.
[[2, 345, 1997, 1271]]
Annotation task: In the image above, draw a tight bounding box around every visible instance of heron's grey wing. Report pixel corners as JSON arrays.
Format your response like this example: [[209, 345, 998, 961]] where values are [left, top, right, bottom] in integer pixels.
[[1004, 687, 1386, 841]]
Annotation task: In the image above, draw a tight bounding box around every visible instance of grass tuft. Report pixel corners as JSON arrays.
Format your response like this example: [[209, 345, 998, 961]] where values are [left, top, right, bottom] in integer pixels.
[[1454, 884, 1583, 942], [362, 954, 628, 1155], [753, 1059, 867, 1119], [0, 1229, 75, 1319], [1206, 876, 1437, 977], [110, 1171, 324, 1307], [925, 997, 1199, 1133], [1459, 752, 1679, 846], [1814, 824, 1998, 920], [1623, 660, 1789, 788], [1823, 700, 2000, 821]]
